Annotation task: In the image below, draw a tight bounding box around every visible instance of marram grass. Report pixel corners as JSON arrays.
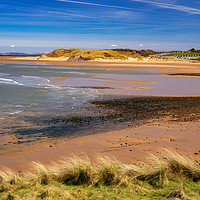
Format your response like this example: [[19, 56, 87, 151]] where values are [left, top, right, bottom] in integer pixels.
[[0, 149, 200, 199]]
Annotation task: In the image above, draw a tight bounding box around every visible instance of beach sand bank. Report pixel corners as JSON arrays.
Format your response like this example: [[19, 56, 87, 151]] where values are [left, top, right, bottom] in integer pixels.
[[0, 56, 200, 74], [0, 96, 200, 172], [0, 58, 200, 172], [0, 119, 199, 172]]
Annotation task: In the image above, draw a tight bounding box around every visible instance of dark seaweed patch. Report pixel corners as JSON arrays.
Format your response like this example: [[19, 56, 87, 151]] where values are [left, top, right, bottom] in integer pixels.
[[12, 96, 200, 139], [169, 73, 200, 76]]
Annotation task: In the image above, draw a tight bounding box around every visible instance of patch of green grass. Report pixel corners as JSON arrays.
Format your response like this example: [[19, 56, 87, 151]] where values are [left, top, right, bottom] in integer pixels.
[[166, 52, 200, 56], [0, 150, 200, 199], [1, 181, 199, 200]]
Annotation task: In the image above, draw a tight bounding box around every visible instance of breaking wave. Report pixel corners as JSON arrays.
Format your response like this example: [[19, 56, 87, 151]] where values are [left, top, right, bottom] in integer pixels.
[[0, 78, 24, 85]]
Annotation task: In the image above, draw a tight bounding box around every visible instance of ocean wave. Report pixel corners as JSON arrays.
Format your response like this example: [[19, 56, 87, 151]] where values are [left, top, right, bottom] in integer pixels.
[[0, 78, 24, 85], [40, 83, 62, 89], [0, 75, 62, 89], [18, 75, 55, 88]]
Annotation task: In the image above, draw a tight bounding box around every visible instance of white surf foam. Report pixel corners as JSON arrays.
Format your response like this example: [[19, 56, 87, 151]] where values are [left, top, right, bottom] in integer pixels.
[[65, 71, 87, 75], [0, 78, 24, 85], [9, 110, 23, 115]]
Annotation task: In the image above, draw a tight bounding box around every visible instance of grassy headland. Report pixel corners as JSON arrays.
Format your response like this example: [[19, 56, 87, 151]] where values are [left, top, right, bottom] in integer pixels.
[[0, 149, 200, 199], [38, 48, 200, 63], [40, 48, 144, 61], [40, 48, 194, 62], [1, 48, 200, 63]]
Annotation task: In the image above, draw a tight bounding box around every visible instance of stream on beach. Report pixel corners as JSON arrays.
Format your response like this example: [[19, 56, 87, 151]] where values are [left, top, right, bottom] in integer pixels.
[[0, 62, 200, 145]]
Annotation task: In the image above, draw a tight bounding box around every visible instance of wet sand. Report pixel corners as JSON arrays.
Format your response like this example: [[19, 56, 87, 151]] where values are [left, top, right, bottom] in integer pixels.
[[0, 58, 200, 172], [0, 120, 199, 172], [0, 96, 200, 172]]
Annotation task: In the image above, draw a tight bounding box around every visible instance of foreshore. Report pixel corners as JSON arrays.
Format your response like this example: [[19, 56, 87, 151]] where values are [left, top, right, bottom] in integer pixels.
[[1, 120, 200, 172], [0, 96, 200, 172], [0, 122, 200, 171], [0, 57, 200, 172]]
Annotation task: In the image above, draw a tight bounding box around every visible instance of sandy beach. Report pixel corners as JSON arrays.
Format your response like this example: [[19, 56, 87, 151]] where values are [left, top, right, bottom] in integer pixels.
[[2, 1, 200, 198], [0, 119, 200, 172], [0, 57, 200, 172], [0, 56, 200, 73]]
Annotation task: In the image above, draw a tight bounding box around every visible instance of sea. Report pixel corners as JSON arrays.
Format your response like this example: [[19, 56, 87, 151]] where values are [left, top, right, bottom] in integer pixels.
[[0, 62, 199, 139]]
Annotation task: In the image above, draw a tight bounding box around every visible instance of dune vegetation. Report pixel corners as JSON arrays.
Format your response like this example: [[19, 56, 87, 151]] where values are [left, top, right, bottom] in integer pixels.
[[0, 149, 200, 199], [40, 48, 144, 61], [39, 48, 200, 62], [39, 48, 193, 63]]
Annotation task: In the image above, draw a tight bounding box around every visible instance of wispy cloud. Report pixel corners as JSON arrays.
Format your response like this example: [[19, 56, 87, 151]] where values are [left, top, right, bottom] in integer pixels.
[[0, 10, 94, 19], [131, 0, 200, 14], [57, 0, 145, 12], [47, 11, 93, 18]]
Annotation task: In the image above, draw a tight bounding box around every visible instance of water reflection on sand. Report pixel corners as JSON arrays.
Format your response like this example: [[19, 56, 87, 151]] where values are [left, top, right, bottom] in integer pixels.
[[0, 62, 199, 147]]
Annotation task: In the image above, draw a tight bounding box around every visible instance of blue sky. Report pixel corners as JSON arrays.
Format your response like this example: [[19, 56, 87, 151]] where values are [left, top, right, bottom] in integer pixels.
[[0, 0, 200, 52]]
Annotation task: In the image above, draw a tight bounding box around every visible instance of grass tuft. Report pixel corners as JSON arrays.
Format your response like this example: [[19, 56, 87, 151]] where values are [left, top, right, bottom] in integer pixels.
[[32, 162, 53, 185], [51, 155, 93, 185], [96, 155, 130, 186], [163, 149, 200, 181], [0, 149, 200, 199], [133, 155, 169, 186]]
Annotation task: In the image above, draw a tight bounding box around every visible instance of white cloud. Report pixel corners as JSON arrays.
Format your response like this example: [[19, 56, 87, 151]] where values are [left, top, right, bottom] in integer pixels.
[[139, 44, 144, 47], [57, 0, 144, 12], [10, 45, 15, 48], [131, 0, 200, 14], [47, 11, 90, 18], [111, 44, 118, 47]]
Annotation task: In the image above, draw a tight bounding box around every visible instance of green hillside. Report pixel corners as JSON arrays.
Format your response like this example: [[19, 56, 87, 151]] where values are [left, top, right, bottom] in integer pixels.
[[166, 52, 200, 57]]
